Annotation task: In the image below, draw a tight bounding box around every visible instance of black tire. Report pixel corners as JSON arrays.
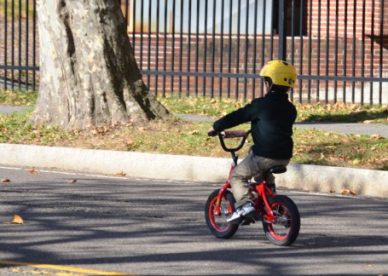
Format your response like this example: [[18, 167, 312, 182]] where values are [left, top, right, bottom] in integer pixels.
[[262, 195, 300, 246], [205, 189, 239, 239]]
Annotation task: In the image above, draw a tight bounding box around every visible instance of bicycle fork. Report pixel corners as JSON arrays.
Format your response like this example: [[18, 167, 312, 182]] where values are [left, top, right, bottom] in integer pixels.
[[214, 182, 232, 216]]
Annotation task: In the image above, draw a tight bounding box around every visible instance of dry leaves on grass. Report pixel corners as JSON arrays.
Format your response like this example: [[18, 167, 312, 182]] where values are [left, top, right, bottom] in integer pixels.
[[370, 134, 383, 140], [190, 130, 200, 135], [90, 126, 114, 135]]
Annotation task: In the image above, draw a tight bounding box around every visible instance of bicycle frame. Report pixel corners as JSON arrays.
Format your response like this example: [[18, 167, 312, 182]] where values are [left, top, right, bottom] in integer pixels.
[[212, 129, 277, 222], [214, 162, 276, 222]]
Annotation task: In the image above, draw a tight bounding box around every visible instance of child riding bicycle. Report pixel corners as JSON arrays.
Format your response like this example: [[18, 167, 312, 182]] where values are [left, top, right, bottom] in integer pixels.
[[208, 60, 297, 224]]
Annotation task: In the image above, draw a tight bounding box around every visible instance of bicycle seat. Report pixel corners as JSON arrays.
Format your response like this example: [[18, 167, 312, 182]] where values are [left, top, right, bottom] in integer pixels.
[[268, 165, 287, 174]]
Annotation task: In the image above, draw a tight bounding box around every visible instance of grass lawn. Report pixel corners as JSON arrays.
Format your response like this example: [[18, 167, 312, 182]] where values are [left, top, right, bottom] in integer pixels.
[[1, 90, 387, 170]]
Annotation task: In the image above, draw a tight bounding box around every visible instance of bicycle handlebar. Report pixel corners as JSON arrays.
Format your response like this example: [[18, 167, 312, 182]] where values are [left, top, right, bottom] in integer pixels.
[[220, 130, 247, 138], [218, 130, 251, 152]]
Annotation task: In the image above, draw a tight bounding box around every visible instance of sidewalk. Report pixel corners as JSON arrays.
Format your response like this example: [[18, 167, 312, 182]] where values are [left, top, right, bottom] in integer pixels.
[[0, 105, 30, 114]]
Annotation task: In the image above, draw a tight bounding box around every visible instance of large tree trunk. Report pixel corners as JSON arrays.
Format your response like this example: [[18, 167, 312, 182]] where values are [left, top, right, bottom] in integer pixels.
[[32, 0, 169, 129]]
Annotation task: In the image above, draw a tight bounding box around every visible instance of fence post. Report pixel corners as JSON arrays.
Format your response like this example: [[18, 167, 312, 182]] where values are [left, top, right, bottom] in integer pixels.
[[278, 0, 287, 61]]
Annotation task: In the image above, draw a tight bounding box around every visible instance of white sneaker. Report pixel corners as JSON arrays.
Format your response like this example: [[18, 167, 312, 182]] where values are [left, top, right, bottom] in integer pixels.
[[227, 202, 255, 224]]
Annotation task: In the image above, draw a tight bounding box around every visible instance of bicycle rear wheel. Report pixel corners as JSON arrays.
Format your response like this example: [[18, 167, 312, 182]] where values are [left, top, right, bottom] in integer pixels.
[[205, 189, 239, 239], [262, 195, 300, 246]]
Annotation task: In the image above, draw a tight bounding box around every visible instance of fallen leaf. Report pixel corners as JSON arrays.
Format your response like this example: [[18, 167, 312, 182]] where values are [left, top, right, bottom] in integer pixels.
[[352, 159, 361, 165], [115, 171, 126, 177], [11, 214, 24, 224], [1, 178, 11, 183], [125, 138, 134, 146], [370, 134, 382, 140], [341, 189, 357, 196], [27, 168, 39, 174]]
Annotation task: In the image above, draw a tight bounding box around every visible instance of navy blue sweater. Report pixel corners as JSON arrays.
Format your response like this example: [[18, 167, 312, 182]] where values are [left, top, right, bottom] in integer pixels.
[[213, 92, 297, 159]]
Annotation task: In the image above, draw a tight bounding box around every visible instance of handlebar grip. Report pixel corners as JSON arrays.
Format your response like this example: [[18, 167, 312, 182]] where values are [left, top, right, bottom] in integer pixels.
[[207, 129, 218, 137]]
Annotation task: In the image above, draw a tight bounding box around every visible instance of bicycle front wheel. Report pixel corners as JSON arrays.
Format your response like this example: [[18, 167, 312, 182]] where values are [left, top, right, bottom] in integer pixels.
[[205, 189, 239, 239]]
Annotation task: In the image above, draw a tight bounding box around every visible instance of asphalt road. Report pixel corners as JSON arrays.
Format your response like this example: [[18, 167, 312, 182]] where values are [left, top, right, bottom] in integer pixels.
[[1, 166, 388, 275]]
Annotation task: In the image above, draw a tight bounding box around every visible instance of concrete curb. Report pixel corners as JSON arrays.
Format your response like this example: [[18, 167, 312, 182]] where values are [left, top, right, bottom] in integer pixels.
[[1, 143, 387, 198]]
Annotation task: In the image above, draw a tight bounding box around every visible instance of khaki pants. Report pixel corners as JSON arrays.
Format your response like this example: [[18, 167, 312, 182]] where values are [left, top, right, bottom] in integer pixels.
[[231, 149, 289, 207]]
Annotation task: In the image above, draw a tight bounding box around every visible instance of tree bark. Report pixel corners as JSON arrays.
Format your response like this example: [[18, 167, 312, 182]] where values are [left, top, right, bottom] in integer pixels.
[[32, 0, 169, 129]]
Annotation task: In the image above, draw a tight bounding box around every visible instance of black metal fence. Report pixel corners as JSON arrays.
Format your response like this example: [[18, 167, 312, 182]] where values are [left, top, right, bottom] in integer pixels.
[[1, 0, 387, 104], [0, 0, 37, 91]]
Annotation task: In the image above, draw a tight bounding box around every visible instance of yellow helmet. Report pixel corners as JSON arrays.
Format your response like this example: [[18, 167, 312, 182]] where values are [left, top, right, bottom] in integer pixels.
[[260, 60, 297, 88]]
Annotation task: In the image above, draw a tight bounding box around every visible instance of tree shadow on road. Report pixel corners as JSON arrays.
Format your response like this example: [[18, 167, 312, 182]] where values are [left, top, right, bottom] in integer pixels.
[[1, 177, 388, 275]]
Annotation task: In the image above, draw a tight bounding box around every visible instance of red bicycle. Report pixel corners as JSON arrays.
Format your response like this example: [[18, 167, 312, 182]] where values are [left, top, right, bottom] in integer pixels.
[[205, 130, 300, 246]]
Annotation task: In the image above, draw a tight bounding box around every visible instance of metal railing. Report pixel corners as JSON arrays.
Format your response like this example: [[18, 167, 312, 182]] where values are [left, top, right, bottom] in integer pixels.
[[1, 0, 387, 104], [0, 0, 38, 91]]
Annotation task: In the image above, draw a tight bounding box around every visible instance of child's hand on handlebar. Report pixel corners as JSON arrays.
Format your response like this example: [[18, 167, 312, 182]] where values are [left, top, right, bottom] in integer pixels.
[[208, 127, 218, 137]]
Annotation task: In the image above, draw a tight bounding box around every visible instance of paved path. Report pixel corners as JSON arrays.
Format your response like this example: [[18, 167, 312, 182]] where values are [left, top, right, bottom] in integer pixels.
[[295, 122, 388, 137], [0, 105, 30, 114]]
